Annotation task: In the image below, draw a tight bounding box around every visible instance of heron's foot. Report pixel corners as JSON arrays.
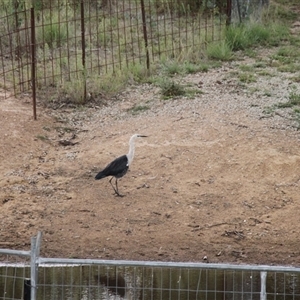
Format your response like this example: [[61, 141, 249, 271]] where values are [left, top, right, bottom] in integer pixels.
[[114, 191, 124, 197], [112, 187, 124, 197]]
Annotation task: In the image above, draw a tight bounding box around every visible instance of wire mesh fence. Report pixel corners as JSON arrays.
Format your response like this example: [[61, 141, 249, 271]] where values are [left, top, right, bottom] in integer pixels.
[[231, 0, 269, 23], [0, 5, 32, 96], [0, 263, 30, 300], [0, 252, 31, 300], [0, 0, 229, 103], [36, 265, 264, 299], [0, 0, 272, 105], [34, 262, 300, 300], [1, 261, 300, 300], [1, 233, 300, 300]]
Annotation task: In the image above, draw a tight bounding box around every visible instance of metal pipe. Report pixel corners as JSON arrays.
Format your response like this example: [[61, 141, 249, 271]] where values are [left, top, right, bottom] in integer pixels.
[[0, 249, 31, 257], [30, 236, 37, 300], [260, 271, 267, 300], [38, 257, 300, 273]]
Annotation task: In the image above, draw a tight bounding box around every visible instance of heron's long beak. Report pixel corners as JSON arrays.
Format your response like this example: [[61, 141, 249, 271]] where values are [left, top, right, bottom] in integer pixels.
[[139, 135, 148, 137]]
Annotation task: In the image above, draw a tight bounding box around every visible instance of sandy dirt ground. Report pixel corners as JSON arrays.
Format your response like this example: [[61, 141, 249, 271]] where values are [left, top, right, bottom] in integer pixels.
[[1, 51, 300, 266]]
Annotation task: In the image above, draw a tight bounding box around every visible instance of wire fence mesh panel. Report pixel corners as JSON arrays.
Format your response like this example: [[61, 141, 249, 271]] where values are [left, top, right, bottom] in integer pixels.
[[0, 0, 230, 102], [33, 0, 87, 102], [0, 253, 30, 300], [0, 265, 30, 300], [267, 272, 300, 300], [143, 0, 226, 62], [0, 4, 32, 98], [33, 265, 300, 300], [0, 0, 275, 102], [1, 257, 300, 300], [231, 0, 270, 23], [39, 265, 149, 299]]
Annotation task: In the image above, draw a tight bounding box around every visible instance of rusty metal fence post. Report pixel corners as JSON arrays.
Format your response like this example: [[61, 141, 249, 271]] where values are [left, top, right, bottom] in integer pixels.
[[226, 0, 232, 25], [140, 0, 150, 71], [80, 0, 87, 103], [30, 7, 36, 120]]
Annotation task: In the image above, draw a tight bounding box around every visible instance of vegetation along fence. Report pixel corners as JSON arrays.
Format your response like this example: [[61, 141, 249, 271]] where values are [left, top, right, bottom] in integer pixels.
[[1, 232, 300, 300], [0, 0, 269, 114]]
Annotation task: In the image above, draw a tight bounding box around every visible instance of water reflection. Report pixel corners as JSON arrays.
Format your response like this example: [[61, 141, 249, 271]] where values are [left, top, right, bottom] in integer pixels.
[[1, 265, 300, 299], [0, 265, 29, 299]]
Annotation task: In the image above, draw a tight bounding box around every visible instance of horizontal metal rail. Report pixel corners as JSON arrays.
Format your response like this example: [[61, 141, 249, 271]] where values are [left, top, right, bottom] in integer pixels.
[[38, 257, 300, 273], [0, 249, 31, 257]]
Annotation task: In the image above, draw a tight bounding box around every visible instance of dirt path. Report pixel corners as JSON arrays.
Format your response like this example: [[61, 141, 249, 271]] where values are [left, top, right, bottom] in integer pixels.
[[1, 53, 300, 265]]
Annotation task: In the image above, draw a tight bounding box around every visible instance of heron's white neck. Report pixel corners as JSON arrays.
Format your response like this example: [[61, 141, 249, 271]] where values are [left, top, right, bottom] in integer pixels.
[[127, 135, 137, 165]]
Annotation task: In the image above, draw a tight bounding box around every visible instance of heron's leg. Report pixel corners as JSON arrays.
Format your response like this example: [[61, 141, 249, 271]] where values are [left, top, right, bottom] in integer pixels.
[[115, 178, 124, 197], [109, 177, 123, 197], [109, 177, 118, 194]]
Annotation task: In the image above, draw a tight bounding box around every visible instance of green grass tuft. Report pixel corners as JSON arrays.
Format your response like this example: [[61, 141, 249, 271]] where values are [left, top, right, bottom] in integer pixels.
[[276, 91, 300, 108], [238, 72, 257, 83], [225, 21, 289, 52], [128, 105, 150, 115], [206, 40, 233, 61], [158, 78, 186, 99]]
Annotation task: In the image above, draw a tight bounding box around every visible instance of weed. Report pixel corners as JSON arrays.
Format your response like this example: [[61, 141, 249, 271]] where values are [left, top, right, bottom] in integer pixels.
[[59, 72, 86, 104], [244, 49, 257, 58], [263, 91, 272, 97], [239, 64, 254, 72], [277, 64, 300, 73], [263, 91, 300, 125], [206, 40, 233, 61], [128, 105, 150, 115], [225, 22, 289, 51], [257, 70, 273, 76], [183, 62, 201, 74], [87, 72, 128, 99], [253, 62, 267, 68], [37, 12, 68, 49], [262, 106, 275, 115], [277, 46, 298, 58], [225, 24, 250, 51], [238, 72, 257, 83], [162, 60, 184, 76], [157, 78, 186, 99], [184, 87, 203, 98], [287, 91, 300, 107], [291, 75, 300, 83]]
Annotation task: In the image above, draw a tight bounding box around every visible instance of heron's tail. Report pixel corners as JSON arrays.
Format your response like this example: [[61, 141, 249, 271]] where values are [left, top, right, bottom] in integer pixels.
[[95, 171, 106, 180]]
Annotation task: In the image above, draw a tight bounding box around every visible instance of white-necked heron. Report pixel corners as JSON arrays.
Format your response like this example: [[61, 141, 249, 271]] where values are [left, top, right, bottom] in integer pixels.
[[95, 134, 147, 196]]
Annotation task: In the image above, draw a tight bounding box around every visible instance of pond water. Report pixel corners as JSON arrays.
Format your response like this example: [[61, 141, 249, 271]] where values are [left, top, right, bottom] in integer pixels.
[[0, 264, 300, 299]]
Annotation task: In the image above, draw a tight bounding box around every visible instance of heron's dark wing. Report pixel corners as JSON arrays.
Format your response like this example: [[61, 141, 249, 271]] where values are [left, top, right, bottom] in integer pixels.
[[95, 155, 128, 179]]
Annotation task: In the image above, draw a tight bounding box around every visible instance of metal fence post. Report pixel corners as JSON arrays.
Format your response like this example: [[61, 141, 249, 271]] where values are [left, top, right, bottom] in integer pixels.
[[30, 236, 37, 300], [226, 0, 232, 25], [260, 271, 267, 300], [30, 7, 37, 120], [80, 0, 87, 103], [140, 0, 150, 71], [30, 232, 42, 300]]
